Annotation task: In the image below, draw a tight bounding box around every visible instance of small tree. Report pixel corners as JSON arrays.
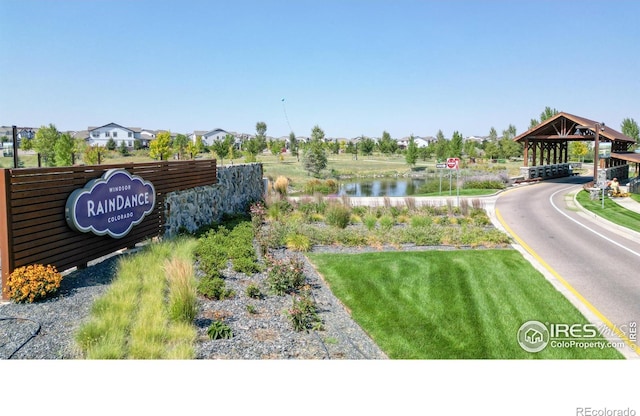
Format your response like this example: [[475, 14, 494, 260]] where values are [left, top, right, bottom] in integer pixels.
[[405, 135, 418, 167], [210, 134, 234, 165], [118, 140, 129, 156], [289, 132, 299, 161], [173, 133, 189, 160], [268, 139, 286, 158], [106, 137, 117, 151], [84, 145, 106, 165], [54, 133, 75, 166], [302, 125, 328, 177], [150, 131, 172, 160], [569, 141, 589, 162], [32, 124, 60, 166]]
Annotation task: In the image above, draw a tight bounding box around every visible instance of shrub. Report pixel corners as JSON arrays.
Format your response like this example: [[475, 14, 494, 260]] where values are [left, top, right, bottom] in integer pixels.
[[286, 288, 323, 332], [249, 201, 266, 230], [4, 264, 62, 303], [232, 256, 261, 274], [195, 228, 230, 277], [266, 256, 306, 295], [325, 203, 351, 229], [245, 283, 262, 299], [197, 276, 235, 300], [286, 233, 312, 252], [207, 320, 233, 340]]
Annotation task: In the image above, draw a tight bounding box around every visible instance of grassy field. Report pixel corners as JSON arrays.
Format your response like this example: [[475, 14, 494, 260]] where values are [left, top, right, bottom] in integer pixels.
[[307, 250, 623, 359], [576, 189, 640, 233]]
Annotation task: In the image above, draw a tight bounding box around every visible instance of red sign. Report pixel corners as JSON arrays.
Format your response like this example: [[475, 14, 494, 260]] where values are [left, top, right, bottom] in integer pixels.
[[446, 157, 459, 169]]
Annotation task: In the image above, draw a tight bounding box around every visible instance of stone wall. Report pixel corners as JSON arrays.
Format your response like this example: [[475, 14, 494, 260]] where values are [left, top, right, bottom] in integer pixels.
[[164, 163, 263, 237]]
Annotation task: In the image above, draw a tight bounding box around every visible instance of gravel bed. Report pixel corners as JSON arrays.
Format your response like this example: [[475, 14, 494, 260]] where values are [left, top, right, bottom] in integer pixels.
[[0, 246, 387, 360]]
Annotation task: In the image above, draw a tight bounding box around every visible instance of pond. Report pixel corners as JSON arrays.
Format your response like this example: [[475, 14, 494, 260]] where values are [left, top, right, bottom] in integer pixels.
[[337, 177, 429, 197]]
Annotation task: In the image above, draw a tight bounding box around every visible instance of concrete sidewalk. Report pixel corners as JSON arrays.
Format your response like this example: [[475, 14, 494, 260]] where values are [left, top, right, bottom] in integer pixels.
[[610, 186, 640, 214]]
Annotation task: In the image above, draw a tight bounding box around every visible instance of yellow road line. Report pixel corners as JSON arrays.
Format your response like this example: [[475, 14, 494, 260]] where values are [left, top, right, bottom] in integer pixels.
[[496, 208, 640, 356]]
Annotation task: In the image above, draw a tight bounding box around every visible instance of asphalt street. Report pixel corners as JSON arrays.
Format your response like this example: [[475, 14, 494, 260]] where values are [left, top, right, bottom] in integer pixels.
[[493, 176, 640, 358]]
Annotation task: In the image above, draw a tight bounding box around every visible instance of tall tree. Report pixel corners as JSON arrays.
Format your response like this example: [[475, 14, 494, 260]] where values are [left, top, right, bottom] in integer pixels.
[[405, 135, 418, 167], [540, 106, 559, 122], [434, 131, 448, 161], [378, 130, 397, 155], [302, 125, 328, 177], [488, 127, 498, 142], [359, 136, 376, 156], [449, 131, 463, 158], [621, 118, 639, 144], [32, 124, 60, 166]]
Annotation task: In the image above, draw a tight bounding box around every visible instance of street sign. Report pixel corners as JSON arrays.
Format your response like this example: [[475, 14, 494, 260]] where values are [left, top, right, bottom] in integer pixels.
[[435, 163, 446, 169], [446, 157, 459, 169]]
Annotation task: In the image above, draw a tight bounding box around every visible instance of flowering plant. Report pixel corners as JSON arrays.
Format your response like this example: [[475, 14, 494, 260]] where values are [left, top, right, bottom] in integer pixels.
[[4, 264, 62, 303]]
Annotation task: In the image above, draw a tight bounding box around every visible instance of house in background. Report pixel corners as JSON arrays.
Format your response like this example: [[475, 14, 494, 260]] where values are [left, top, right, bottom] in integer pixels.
[[86, 123, 144, 148], [398, 136, 434, 149], [200, 128, 229, 146]]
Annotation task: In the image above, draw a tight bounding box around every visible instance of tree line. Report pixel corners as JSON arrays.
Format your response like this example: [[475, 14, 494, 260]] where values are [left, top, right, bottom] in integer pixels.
[[14, 107, 640, 174]]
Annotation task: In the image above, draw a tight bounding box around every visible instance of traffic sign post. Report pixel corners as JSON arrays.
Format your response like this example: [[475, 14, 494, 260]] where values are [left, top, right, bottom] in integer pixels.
[[445, 158, 460, 204]]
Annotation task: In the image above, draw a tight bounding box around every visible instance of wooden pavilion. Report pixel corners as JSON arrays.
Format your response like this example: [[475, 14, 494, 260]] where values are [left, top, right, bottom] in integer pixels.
[[512, 112, 638, 183]]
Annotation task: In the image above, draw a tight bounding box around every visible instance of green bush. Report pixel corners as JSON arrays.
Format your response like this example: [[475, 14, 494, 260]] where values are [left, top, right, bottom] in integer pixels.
[[246, 283, 262, 299], [232, 256, 261, 274], [197, 276, 235, 300], [266, 256, 306, 295], [462, 179, 505, 190], [207, 320, 233, 340]]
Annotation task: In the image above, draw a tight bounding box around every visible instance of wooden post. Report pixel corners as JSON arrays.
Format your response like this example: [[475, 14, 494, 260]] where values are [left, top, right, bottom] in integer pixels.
[[0, 169, 14, 300], [12, 126, 18, 168]]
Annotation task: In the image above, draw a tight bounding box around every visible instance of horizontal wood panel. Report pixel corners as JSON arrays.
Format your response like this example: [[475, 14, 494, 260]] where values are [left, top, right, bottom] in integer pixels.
[[2, 160, 213, 283]]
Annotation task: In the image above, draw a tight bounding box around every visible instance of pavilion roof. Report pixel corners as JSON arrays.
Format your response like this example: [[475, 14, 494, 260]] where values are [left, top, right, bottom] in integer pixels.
[[513, 112, 635, 144]]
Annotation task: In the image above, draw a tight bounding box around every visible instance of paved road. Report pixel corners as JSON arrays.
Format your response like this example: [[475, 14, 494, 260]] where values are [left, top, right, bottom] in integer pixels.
[[494, 177, 640, 358]]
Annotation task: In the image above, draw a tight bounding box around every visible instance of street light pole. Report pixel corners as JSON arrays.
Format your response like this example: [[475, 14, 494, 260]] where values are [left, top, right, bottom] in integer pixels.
[[593, 122, 600, 183]]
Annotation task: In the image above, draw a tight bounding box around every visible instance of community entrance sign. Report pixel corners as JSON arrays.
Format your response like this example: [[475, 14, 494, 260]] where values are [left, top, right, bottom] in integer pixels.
[[65, 169, 156, 239]]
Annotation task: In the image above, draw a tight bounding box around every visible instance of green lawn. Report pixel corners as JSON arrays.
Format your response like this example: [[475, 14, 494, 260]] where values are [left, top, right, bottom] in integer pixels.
[[307, 250, 623, 359], [576, 189, 640, 233]]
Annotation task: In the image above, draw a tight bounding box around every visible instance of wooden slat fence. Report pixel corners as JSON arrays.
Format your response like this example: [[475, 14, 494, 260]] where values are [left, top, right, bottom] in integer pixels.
[[1, 159, 216, 299]]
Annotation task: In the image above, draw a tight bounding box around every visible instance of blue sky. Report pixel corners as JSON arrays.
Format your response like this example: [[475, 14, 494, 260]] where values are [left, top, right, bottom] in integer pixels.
[[2, 0, 639, 139]]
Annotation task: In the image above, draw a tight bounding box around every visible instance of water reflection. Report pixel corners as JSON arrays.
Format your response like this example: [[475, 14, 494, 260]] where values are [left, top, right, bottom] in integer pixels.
[[337, 178, 427, 197]]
